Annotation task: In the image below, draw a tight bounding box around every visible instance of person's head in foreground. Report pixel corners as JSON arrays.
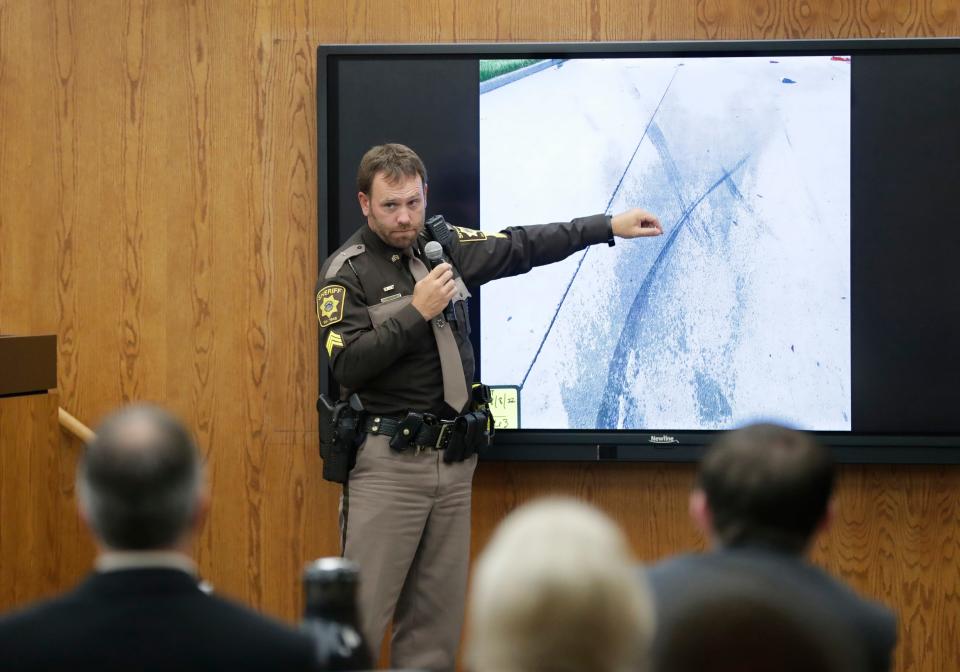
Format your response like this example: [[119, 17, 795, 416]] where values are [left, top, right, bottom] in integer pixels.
[[78, 403, 208, 554], [692, 422, 835, 555], [655, 578, 866, 672], [467, 497, 655, 672]]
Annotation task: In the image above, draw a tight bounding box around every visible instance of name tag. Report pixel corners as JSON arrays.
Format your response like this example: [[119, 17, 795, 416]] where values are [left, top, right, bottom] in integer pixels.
[[380, 293, 403, 303]]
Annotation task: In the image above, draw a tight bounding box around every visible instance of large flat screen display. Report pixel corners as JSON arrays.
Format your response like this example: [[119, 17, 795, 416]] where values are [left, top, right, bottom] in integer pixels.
[[480, 55, 851, 433], [318, 39, 960, 463]]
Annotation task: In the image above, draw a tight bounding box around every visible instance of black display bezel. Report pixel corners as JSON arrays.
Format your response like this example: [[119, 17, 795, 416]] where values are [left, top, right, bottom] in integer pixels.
[[317, 38, 960, 464]]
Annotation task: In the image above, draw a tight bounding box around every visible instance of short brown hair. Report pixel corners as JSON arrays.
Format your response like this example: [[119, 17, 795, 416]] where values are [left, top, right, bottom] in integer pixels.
[[699, 423, 834, 554], [356, 143, 428, 195]]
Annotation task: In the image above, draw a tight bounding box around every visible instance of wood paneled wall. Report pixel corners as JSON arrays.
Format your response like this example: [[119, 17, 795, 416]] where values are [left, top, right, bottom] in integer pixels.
[[0, 392, 95, 611], [0, 1, 957, 670], [473, 462, 960, 671]]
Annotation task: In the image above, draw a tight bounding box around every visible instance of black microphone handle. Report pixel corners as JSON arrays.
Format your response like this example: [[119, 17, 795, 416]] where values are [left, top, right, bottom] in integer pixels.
[[423, 244, 457, 324], [439, 265, 456, 323]]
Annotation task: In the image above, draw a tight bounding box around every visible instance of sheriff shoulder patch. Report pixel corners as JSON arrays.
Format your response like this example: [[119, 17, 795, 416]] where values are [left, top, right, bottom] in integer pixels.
[[316, 285, 346, 327], [453, 226, 487, 243], [325, 330, 344, 358]]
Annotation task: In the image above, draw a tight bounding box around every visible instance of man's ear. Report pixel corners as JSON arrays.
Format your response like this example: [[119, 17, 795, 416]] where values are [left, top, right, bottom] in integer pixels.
[[689, 488, 713, 537], [193, 486, 212, 534], [358, 191, 371, 217], [77, 493, 92, 532], [816, 497, 836, 536], [422, 181, 428, 208], [77, 489, 109, 552]]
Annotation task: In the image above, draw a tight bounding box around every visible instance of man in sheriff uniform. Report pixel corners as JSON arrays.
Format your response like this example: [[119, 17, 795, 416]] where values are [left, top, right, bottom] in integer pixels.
[[315, 143, 663, 671]]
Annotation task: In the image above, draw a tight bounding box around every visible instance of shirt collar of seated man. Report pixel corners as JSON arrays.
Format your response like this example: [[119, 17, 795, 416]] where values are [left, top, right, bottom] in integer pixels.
[[96, 550, 198, 576]]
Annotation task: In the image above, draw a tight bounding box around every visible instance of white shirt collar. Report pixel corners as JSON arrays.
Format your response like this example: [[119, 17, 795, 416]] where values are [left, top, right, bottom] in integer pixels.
[[95, 550, 198, 576]]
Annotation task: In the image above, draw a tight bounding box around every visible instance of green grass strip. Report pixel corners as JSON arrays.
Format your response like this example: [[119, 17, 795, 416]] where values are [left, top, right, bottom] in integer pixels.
[[479, 59, 544, 83]]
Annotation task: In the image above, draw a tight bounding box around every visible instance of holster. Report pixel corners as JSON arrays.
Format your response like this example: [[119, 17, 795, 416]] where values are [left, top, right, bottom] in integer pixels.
[[442, 384, 496, 464], [317, 393, 363, 484], [388, 412, 424, 452]]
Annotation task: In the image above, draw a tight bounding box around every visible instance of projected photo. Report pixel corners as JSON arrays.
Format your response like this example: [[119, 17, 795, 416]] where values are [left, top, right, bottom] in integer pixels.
[[479, 56, 852, 431]]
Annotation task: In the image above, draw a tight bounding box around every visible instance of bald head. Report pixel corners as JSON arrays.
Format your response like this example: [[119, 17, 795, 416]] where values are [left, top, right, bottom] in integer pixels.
[[78, 404, 203, 551]]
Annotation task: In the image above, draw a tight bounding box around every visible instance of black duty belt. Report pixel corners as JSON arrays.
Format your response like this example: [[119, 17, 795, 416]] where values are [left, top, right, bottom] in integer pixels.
[[363, 414, 454, 451]]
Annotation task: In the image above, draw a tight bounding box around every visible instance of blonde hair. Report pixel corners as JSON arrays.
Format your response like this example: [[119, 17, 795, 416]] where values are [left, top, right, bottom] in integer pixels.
[[467, 498, 655, 672]]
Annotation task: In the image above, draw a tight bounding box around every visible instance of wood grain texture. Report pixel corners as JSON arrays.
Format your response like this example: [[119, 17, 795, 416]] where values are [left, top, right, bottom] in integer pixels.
[[472, 461, 704, 565], [694, 0, 959, 39], [0, 392, 95, 612], [814, 465, 960, 671], [0, 1, 958, 670]]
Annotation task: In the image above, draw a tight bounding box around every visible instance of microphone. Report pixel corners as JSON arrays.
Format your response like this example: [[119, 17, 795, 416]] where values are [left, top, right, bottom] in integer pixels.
[[423, 241, 457, 323]]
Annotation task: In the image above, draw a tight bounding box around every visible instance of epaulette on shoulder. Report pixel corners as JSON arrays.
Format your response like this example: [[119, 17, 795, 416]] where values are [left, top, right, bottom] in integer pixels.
[[323, 244, 365, 280]]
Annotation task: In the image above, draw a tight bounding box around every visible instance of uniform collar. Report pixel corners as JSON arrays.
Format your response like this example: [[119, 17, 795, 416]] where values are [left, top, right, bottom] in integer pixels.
[[360, 225, 422, 261]]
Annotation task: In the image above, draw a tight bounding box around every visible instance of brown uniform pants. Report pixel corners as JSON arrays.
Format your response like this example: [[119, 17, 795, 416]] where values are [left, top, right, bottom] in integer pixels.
[[341, 433, 477, 672]]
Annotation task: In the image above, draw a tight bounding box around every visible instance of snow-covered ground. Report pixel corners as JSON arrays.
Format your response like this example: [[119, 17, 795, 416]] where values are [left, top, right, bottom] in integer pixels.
[[479, 56, 851, 431]]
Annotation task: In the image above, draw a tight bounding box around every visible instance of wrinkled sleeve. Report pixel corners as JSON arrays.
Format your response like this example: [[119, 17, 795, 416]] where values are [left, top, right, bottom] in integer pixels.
[[450, 214, 611, 286], [317, 269, 430, 390]]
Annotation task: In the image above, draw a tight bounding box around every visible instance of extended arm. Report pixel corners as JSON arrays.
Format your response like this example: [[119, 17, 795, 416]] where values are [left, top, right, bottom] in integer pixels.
[[450, 209, 663, 286]]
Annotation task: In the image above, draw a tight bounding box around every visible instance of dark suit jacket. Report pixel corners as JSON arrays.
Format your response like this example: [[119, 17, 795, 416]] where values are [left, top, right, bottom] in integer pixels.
[[646, 546, 897, 672], [0, 568, 317, 671]]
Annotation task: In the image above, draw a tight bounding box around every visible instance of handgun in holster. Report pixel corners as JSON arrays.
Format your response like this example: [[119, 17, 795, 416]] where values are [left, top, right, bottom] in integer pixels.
[[317, 393, 364, 484]]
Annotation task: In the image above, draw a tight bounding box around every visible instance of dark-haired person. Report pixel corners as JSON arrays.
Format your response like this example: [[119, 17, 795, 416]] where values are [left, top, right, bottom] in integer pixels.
[[0, 404, 318, 671], [655, 577, 868, 672], [315, 142, 663, 671], [647, 423, 897, 672]]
